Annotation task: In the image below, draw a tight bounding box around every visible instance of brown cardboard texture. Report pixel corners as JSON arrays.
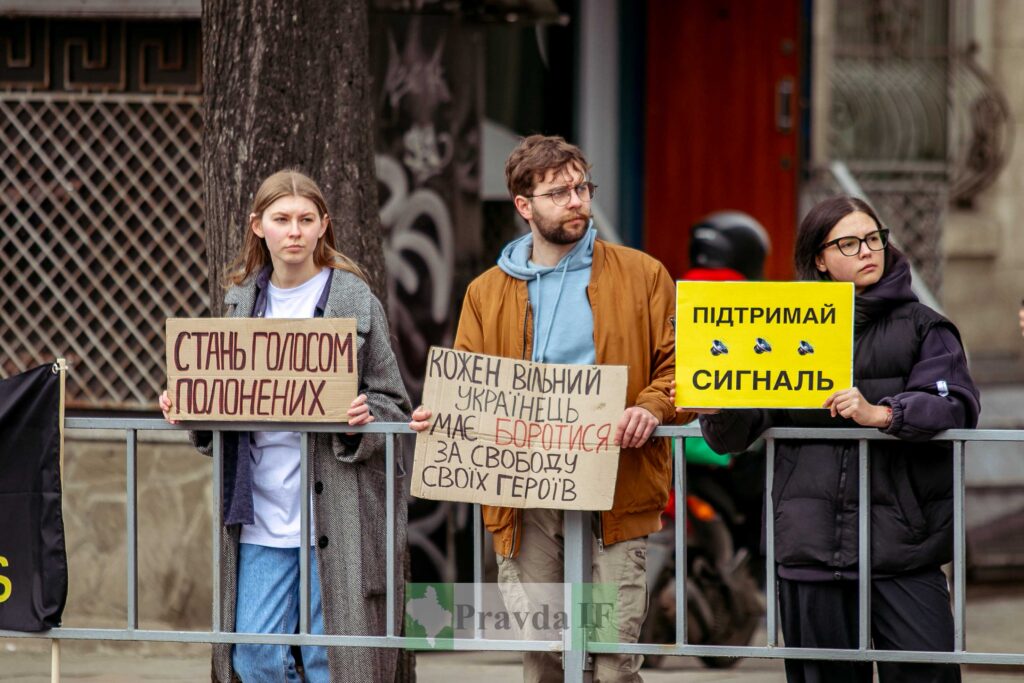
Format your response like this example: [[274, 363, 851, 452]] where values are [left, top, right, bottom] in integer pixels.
[[412, 347, 627, 510], [165, 318, 358, 422]]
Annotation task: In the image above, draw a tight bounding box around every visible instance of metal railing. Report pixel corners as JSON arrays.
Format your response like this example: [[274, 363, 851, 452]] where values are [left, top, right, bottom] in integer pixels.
[[3, 419, 1024, 681]]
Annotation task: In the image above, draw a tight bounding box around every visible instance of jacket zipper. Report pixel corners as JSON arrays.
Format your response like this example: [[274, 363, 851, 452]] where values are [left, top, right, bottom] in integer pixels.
[[596, 512, 605, 553]]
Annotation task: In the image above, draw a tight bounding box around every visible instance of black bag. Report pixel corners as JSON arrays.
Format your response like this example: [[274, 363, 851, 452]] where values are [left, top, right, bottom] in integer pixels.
[[0, 363, 68, 631]]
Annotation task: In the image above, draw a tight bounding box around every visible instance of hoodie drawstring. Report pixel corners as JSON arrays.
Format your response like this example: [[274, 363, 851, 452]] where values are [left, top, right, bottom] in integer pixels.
[[534, 258, 571, 363]]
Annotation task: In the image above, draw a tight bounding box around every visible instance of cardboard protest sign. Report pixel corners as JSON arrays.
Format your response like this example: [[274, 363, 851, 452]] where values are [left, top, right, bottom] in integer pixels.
[[165, 318, 358, 421], [412, 347, 627, 510], [675, 281, 854, 408]]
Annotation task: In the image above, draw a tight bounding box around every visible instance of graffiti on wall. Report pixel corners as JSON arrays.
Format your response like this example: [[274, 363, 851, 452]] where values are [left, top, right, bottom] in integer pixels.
[[373, 14, 482, 582], [378, 152, 454, 399]]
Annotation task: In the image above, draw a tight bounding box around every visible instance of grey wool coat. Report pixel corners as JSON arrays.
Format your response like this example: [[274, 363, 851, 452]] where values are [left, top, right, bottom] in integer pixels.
[[190, 268, 411, 683]]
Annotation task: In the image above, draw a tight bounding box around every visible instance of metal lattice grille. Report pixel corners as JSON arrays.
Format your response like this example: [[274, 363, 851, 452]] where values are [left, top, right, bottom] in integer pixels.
[[0, 93, 207, 408], [812, 1, 953, 294]]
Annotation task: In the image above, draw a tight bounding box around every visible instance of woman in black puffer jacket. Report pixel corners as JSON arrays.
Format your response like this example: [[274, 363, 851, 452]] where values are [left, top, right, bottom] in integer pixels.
[[700, 196, 980, 683]]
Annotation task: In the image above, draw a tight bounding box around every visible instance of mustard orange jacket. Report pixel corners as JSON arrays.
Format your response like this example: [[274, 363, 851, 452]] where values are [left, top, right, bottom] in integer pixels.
[[454, 239, 696, 557]]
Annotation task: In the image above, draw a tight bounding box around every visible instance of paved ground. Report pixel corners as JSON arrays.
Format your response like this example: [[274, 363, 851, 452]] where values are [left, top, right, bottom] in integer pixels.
[[3, 584, 1023, 682], [1, 646, 1020, 682]]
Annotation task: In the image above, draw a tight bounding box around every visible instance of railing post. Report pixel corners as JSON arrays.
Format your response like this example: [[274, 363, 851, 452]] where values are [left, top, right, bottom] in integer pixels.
[[673, 437, 687, 647], [563, 509, 593, 683], [473, 502, 484, 640], [858, 439, 872, 650], [126, 429, 138, 632], [299, 432, 311, 636], [211, 431, 222, 633], [386, 432, 396, 638], [953, 440, 966, 652], [765, 437, 778, 647]]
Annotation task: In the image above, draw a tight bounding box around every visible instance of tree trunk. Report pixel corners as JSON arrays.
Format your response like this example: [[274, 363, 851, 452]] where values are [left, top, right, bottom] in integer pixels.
[[201, 0, 384, 315]]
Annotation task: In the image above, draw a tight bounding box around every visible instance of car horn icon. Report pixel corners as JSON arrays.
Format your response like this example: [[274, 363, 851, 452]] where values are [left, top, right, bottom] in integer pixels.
[[798, 340, 815, 356], [710, 339, 729, 356], [754, 337, 773, 354]]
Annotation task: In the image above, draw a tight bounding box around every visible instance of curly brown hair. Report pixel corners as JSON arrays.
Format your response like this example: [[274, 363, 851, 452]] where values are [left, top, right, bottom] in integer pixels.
[[504, 134, 591, 199]]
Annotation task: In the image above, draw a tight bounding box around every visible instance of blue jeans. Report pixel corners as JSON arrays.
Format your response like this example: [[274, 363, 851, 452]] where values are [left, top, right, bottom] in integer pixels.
[[233, 543, 329, 682]]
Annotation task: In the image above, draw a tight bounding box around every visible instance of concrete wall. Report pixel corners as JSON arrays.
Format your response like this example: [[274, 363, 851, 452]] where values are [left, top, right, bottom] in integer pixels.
[[59, 431, 212, 631]]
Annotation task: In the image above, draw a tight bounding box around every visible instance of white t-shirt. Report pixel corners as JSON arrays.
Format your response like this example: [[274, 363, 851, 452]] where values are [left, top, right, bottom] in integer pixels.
[[240, 268, 330, 548]]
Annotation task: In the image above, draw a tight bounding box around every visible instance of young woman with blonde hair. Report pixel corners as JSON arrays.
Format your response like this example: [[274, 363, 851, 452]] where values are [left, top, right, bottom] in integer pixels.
[[161, 169, 410, 682]]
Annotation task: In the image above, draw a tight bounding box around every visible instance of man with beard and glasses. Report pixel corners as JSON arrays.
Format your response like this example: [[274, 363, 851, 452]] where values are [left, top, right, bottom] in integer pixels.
[[411, 135, 693, 682]]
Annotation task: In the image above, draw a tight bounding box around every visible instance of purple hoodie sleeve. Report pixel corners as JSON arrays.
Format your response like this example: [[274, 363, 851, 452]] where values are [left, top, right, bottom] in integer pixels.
[[878, 325, 980, 441]]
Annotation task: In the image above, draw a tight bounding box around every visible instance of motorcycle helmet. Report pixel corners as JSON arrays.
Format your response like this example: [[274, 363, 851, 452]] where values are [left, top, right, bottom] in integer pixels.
[[688, 211, 771, 281]]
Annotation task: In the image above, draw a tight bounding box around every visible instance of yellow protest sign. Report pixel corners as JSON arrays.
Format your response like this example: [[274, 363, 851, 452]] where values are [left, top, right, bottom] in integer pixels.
[[675, 281, 854, 408], [165, 318, 358, 421], [412, 347, 627, 510]]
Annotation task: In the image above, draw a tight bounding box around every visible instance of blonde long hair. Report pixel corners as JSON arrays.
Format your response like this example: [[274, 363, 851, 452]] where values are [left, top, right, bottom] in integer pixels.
[[224, 169, 368, 287]]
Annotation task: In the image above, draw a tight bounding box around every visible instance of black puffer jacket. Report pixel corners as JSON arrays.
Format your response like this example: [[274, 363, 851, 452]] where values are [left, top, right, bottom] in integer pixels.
[[700, 252, 980, 574]]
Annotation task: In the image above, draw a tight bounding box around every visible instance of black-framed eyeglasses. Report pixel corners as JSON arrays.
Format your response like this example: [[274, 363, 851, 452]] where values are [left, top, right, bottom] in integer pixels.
[[819, 229, 889, 257], [525, 181, 597, 207]]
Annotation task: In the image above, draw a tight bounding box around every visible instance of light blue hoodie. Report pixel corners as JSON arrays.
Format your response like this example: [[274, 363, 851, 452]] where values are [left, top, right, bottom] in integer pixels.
[[497, 224, 597, 364]]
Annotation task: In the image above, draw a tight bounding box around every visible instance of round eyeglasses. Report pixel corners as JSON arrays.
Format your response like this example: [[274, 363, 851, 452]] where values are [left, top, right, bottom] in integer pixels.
[[525, 182, 597, 207], [819, 229, 889, 257]]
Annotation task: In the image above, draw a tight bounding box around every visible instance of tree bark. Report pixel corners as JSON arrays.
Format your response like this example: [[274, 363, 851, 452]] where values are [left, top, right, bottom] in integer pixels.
[[201, 0, 384, 315]]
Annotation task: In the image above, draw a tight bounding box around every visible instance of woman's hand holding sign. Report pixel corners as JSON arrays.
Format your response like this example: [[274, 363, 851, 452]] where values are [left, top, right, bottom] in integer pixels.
[[346, 393, 374, 426], [159, 390, 179, 425], [346, 393, 374, 436]]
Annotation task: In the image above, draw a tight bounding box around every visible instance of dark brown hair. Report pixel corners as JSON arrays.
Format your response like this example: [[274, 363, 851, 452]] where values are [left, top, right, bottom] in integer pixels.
[[224, 169, 367, 287], [794, 195, 892, 281], [504, 134, 591, 198]]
